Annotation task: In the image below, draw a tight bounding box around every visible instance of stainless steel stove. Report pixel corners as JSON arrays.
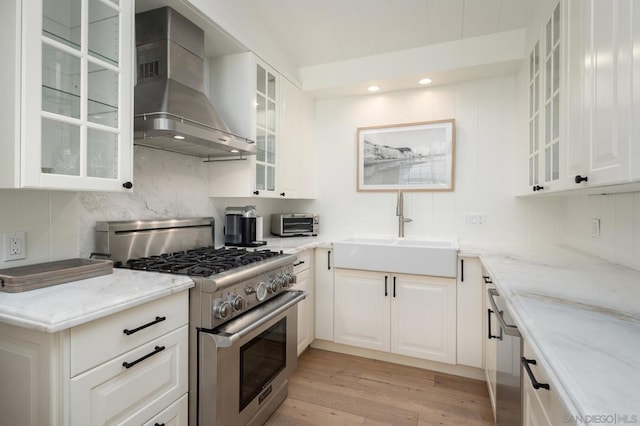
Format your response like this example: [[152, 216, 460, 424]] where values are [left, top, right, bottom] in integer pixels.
[[95, 218, 306, 426]]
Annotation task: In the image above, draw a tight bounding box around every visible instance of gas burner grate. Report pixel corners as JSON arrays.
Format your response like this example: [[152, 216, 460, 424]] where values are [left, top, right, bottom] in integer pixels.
[[119, 246, 284, 277]]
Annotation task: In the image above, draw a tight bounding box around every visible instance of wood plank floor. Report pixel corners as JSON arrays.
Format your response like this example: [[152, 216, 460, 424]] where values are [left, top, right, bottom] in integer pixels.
[[264, 348, 494, 426]]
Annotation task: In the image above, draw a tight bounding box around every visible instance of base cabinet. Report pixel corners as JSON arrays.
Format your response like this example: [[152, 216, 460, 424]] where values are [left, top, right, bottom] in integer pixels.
[[456, 257, 483, 368], [522, 340, 575, 426], [334, 268, 456, 364], [0, 292, 189, 425], [314, 248, 334, 341], [293, 250, 314, 355], [483, 270, 498, 420]]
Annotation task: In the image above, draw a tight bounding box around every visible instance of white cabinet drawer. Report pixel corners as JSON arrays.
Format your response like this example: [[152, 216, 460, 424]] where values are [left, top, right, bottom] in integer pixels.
[[143, 393, 188, 426], [70, 325, 188, 426], [70, 292, 188, 376], [293, 250, 312, 274]]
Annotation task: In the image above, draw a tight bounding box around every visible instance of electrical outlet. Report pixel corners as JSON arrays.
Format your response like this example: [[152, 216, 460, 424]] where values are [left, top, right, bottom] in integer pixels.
[[464, 213, 486, 226], [4, 232, 26, 261], [591, 219, 601, 239]]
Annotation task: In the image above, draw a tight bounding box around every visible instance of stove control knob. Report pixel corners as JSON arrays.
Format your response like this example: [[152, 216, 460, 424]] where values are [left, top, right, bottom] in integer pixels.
[[285, 272, 297, 286], [214, 301, 231, 320], [245, 282, 267, 301], [267, 278, 280, 293], [229, 294, 245, 312]]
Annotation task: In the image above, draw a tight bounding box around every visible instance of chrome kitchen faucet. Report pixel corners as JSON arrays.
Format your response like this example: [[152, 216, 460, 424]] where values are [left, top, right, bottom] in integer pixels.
[[396, 191, 412, 237]]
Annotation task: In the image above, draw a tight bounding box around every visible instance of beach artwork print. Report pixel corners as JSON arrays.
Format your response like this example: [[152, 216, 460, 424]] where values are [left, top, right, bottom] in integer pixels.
[[357, 120, 455, 191]]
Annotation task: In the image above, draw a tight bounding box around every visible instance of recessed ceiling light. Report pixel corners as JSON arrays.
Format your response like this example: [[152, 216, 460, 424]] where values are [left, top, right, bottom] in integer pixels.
[[368, 85, 380, 92], [419, 78, 432, 85], [230, 149, 239, 153], [173, 135, 185, 140]]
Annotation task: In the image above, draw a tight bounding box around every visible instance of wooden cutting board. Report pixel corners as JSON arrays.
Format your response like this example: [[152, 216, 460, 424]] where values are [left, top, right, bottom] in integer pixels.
[[0, 258, 113, 293]]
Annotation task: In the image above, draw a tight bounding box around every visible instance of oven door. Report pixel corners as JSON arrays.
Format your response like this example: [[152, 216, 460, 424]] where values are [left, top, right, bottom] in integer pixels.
[[197, 290, 306, 426]]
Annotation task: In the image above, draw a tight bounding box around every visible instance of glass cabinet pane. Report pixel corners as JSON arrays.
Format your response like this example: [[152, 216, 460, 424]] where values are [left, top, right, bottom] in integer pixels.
[[87, 128, 118, 178], [529, 157, 534, 186], [267, 166, 275, 191], [42, 45, 81, 118], [534, 75, 539, 110], [545, 103, 551, 143], [545, 147, 551, 182], [257, 65, 266, 95], [267, 100, 276, 132], [553, 5, 560, 45], [553, 95, 559, 139], [88, 62, 118, 127], [546, 20, 552, 54], [267, 134, 276, 165], [553, 49, 560, 93], [529, 121, 534, 154], [545, 58, 552, 100], [256, 129, 265, 162], [529, 84, 534, 116], [43, 0, 81, 50], [267, 72, 276, 100], [552, 143, 559, 180], [534, 115, 539, 151], [256, 94, 266, 129], [41, 118, 80, 176], [88, 0, 119, 65], [255, 164, 265, 190]]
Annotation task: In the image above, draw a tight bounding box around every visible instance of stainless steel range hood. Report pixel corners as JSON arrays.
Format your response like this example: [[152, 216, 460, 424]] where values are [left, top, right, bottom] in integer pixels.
[[134, 7, 255, 158]]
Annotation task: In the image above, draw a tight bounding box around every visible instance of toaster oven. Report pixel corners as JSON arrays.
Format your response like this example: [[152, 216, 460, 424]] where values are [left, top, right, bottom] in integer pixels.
[[271, 214, 319, 237]]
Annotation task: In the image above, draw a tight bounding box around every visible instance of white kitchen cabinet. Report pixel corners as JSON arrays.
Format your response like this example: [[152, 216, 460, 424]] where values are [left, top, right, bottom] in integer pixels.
[[522, 340, 575, 426], [526, 1, 565, 194], [563, 0, 635, 188], [0, 292, 189, 425], [334, 268, 456, 364], [314, 248, 334, 341], [293, 250, 314, 355], [208, 52, 315, 199], [143, 394, 188, 426], [456, 257, 483, 368], [0, 0, 134, 191]]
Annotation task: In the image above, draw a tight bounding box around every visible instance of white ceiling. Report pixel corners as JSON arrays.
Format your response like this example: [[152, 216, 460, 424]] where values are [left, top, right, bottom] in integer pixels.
[[251, 0, 533, 67]]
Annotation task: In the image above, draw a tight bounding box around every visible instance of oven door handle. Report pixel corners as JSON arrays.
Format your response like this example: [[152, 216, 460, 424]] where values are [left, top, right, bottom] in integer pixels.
[[208, 290, 307, 347], [487, 288, 520, 337]]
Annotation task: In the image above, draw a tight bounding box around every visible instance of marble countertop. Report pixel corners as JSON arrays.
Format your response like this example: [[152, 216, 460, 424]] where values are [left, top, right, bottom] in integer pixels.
[[472, 244, 640, 420], [0, 269, 194, 333]]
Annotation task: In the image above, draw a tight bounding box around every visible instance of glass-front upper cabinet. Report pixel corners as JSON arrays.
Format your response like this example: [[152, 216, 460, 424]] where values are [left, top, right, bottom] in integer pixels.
[[527, 1, 563, 194], [16, 0, 133, 191], [254, 62, 278, 194]]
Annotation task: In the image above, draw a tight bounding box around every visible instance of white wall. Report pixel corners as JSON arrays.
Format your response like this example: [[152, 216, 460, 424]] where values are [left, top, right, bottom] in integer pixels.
[[310, 75, 561, 245]]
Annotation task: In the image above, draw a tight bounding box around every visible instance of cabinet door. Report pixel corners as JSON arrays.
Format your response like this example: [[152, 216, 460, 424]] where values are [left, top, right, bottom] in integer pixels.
[[297, 89, 316, 199], [254, 61, 278, 195], [334, 269, 390, 352], [456, 257, 483, 368], [143, 394, 188, 426], [390, 274, 456, 364], [314, 248, 334, 341], [21, 0, 133, 191], [523, 384, 553, 426], [295, 269, 314, 355], [582, 0, 632, 186], [70, 326, 188, 426], [278, 78, 301, 198]]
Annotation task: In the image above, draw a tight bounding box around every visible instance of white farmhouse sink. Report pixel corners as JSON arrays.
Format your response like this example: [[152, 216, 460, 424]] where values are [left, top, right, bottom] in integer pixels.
[[333, 236, 459, 277]]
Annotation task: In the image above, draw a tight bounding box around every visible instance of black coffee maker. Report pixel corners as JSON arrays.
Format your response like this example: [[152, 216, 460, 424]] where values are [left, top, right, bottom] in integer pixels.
[[224, 206, 266, 247]]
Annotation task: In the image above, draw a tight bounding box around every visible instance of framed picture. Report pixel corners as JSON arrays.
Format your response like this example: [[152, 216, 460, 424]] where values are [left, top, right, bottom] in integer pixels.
[[357, 119, 455, 191]]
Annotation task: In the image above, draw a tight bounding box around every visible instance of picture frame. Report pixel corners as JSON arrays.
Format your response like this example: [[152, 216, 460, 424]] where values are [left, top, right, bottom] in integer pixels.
[[357, 119, 455, 192]]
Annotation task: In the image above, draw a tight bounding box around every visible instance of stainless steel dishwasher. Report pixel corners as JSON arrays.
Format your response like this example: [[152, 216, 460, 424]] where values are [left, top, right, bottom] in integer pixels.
[[487, 286, 522, 425]]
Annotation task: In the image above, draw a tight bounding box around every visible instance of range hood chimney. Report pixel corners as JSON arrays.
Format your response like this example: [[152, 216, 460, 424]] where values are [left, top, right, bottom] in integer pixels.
[[134, 7, 255, 158]]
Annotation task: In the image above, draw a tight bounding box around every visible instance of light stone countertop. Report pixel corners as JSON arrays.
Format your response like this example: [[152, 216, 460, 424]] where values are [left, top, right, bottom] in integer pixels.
[[0, 269, 194, 333], [467, 244, 640, 421]]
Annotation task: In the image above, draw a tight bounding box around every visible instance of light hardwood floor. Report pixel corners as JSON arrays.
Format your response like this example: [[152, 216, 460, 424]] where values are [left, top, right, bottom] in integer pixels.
[[265, 348, 494, 426]]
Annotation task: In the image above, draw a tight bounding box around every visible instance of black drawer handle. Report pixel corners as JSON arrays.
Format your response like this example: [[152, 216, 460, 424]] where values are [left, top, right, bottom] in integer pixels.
[[482, 275, 493, 284], [487, 309, 503, 340], [293, 260, 306, 267], [521, 357, 550, 390], [384, 276, 388, 297], [123, 345, 165, 369], [155, 423, 165, 426], [123, 316, 166, 335]]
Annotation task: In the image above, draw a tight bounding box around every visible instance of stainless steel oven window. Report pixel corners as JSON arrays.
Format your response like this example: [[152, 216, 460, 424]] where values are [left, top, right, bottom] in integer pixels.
[[239, 317, 287, 411]]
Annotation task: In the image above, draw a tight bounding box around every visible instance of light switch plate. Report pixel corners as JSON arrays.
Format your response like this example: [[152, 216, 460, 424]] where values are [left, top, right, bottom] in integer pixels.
[[464, 213, 485, 226], [591, 219, 600, 239]]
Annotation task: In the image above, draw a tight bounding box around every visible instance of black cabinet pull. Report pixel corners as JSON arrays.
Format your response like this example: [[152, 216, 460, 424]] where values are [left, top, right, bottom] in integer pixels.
[[460, 259, 464, 282], [122, 181, 133, 189], [521, 357, 550, 390], [532, 185, 545, 192], [482, 275, 493, 284], [327, 251, 331, 270], [574, 175, 588, 184], [253, 190, 260, 195], [384, 276, 388, 297], [155, 423, 165, 426], [123, 316, 166, 335], [280, 192, 286, 197], [122, 345, 165, 369], [487, 309, 503, 340], [393, 276, 396, 298], [293, 260, 305, 267]]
